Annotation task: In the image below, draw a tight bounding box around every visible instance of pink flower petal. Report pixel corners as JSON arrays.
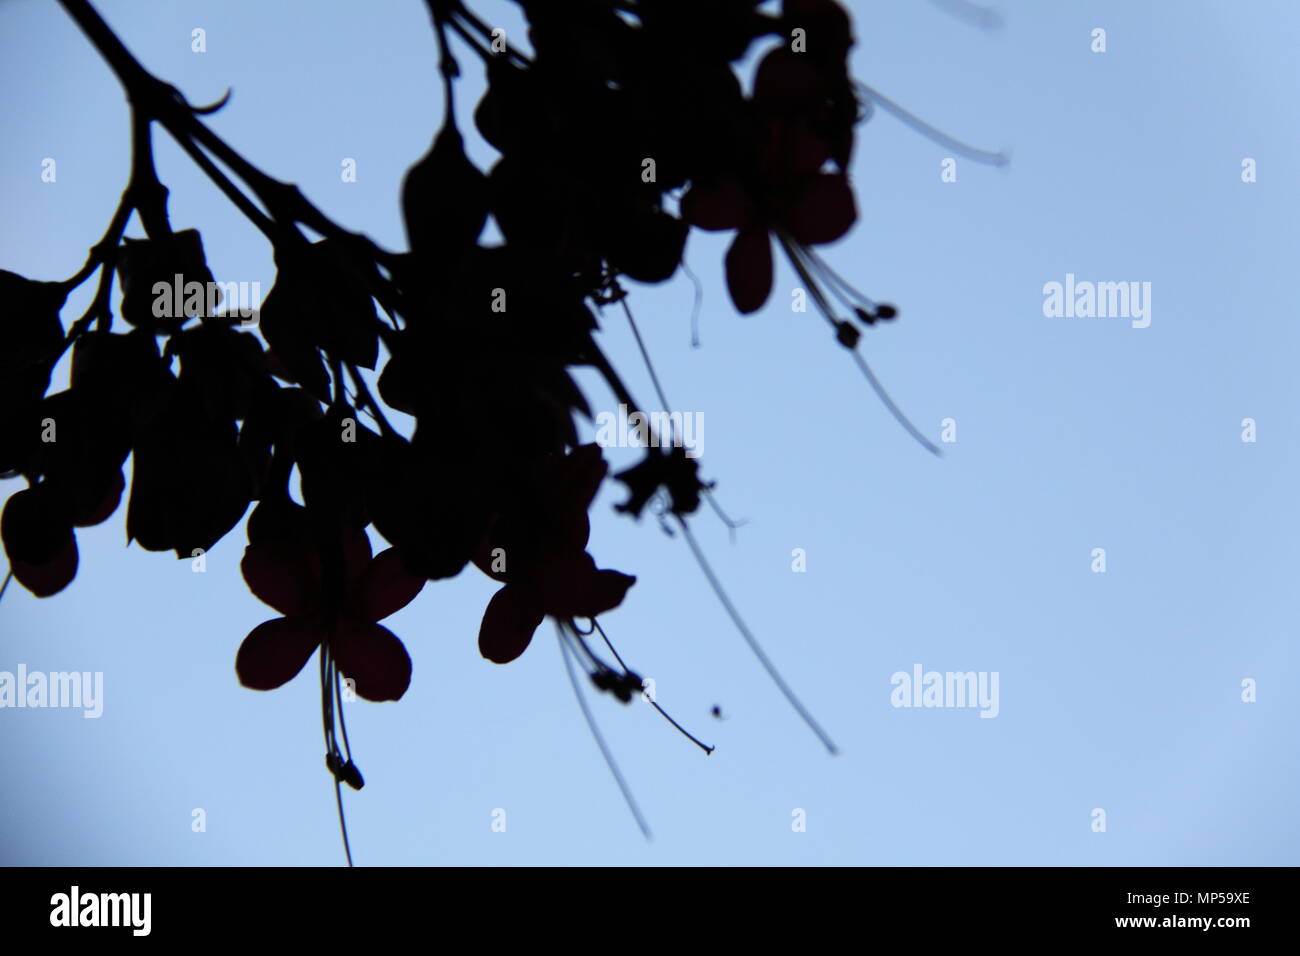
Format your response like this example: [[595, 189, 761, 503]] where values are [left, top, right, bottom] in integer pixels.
[[681, 177, 753, 231], [785, 172, 857, 245], [353, 547, 426, 621], [332, 621, 412, 702], [235, 617, 322, 691], [478, 584, 544, 664], [725, 224, 774, 314], [241, 543, 319, 618]]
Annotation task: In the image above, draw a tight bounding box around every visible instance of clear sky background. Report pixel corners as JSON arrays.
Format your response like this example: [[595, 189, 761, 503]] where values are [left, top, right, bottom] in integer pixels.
[[1, 0, 1296, 866]]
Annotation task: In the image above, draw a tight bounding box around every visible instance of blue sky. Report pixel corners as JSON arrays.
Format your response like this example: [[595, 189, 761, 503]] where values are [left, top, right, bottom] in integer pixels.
[[1, 0, 1296, 865]]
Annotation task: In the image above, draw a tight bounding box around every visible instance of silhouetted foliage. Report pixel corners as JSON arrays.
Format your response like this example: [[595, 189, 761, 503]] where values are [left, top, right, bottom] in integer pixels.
[[2, 0, 995, 862]]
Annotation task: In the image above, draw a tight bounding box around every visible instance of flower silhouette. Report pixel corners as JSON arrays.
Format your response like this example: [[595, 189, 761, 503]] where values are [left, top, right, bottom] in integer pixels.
[[474, 444, 635, 664], [681, 38, 859, 315], [237, 512, 424, 701]]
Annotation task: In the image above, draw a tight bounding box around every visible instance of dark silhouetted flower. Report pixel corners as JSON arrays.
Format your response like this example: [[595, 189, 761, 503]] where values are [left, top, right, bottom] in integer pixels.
[[681, 5, 860, 315], [237, 513, 424, 701], [474, 444, 635, 664]]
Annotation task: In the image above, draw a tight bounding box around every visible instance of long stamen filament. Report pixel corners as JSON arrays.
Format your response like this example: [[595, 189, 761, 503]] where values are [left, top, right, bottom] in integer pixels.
[[615, 285, 745, 535], [591, 619, 714, 755], [321, 647, 354, 867], [803, 247, 881, 312], [679, 257, 705, 348], [334, 665, 354, 763], [856, 81, 1009, 166], [564, 622, 618, 675], [675, 515, 838, 755], [848, 349, 942, 456], [780, 235, 941, 457], [557, 623, 652, 839], [927, 0, 1004, 32]]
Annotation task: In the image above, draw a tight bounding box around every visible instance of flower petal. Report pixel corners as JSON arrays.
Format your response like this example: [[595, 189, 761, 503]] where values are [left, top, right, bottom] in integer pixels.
[[470, 514, 510, 583], [240, 543, 319, 617], [353, 547, 426, 621], [478, 584, 544, 664], [332, 621, 412, 702], [724, 224, 774, 314], [71, 469, 125, 528], [681, 177, 753, 231], [561, 444, 608, 513], [235, 617, 321, 691], [12, 538, 78, 598], [552, 444, 606, 550], [581, 569, 637, 617], [753, 48, 823, 113], [342, 527, 373, 587], [540, 551, 636, 619], [785, 172, 857, 245]]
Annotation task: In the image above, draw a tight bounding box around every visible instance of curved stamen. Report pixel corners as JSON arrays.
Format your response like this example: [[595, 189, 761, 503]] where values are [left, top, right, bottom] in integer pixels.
[[802, 247, 880, 312], [591, 619, 715, 756], [927, 0, 1004, 31], [679, 258, 705, 349], [856, 81, 1009, 167], [557, 623, 652, 839], [320, 649, 354, 867], [779, 235, 940, 456], [675, 515, 838, 755], [848, 349, 942, 457], [612, 288, 746, 536]]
